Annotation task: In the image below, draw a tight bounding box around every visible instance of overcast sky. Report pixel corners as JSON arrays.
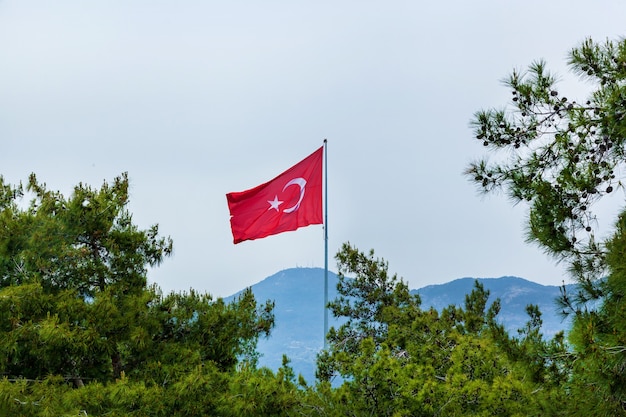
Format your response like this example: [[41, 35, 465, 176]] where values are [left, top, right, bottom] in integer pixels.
[[2, 1, 625, 297]]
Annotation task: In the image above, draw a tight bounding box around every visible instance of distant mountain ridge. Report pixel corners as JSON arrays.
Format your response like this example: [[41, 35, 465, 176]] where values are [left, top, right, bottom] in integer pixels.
[[413, 276, 572, 339], [226, 268, 343, 381], [226, 268, 574, 383]]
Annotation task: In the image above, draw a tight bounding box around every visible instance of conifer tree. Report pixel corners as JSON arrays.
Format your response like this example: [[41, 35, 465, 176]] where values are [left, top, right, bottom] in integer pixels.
[[314, 244, 563, 416], [466, 37, 626, 414], [466, 37, 626, 300], [0, 173, 279, 416]]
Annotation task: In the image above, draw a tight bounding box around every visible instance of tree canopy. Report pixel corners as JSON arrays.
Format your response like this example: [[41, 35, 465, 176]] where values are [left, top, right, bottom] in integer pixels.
[[313, 244, 566, 416], [4, 36, 626, 416], [467, 36, 626, 415], [0, 173, 282, 416], [466, 37, 626, 288]]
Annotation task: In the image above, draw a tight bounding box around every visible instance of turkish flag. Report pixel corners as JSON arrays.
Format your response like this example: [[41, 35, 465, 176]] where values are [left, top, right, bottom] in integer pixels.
[[226, 146, 323, 244]]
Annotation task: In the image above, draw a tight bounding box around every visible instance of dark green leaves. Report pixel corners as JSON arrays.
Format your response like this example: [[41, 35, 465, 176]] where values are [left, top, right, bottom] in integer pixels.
[[467, 38, 626, 285]]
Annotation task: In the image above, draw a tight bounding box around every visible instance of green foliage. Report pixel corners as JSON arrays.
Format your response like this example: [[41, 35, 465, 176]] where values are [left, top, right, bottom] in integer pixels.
[[0, 282, 112, 384], [216, 358, 302, 416], [0, 173, 175, 384], [327, 243, 420, 350], [0, 173, 173, 295], [466, 36, 626, 416], [313, 244, 565, 416], [466, 38, 626, 288], [124, 286, 275, 385], [0, 364, 306, 417], [0, 173, 280, 416], [318, 243, 421, 381], [6, 154, 620, 414], [564, 210, 626, 415]]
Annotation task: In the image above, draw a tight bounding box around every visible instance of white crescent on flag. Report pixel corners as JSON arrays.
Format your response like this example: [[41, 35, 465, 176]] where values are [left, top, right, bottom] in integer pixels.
[[282, 177, 306, 213]]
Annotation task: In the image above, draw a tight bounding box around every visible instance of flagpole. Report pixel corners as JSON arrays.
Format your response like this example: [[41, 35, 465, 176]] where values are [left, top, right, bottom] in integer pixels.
[[323, 139, 329, 349]]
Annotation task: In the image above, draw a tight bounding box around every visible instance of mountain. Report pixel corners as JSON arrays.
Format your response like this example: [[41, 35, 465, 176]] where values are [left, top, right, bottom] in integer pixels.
[[414, 276, 572, 339], [226, 268, 574, 383], [225, 268, 344, 382]]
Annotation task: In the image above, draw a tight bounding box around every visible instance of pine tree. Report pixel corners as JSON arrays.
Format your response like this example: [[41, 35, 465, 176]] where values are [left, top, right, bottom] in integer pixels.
[[466, 37, 626, 415], [466, 38, 626, 294]]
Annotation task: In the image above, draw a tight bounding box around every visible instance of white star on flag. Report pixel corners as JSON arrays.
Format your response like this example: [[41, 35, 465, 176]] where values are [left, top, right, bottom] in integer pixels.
[[267, 195, 283, 211]]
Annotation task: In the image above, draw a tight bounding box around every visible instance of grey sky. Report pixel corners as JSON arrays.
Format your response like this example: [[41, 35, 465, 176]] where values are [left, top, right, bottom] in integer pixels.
[[2, 1, 625, 297]]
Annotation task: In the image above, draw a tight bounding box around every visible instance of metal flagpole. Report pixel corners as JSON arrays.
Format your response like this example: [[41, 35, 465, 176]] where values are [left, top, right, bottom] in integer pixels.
[[323, 139, 329, 349]]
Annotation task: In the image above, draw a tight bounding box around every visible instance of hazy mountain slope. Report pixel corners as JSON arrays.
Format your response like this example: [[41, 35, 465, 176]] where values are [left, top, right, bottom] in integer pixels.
[[414, 276, 572, 338], [226, 268, 573, 382], [226, 268, 342, 381]]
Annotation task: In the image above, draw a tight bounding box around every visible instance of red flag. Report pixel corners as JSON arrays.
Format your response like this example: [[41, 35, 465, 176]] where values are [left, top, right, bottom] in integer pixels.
[[226, 146, 323, 244]]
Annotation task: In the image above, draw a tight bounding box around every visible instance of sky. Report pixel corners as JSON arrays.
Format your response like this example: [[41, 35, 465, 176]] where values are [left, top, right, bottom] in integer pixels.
[[2, 1, 626, 298]]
